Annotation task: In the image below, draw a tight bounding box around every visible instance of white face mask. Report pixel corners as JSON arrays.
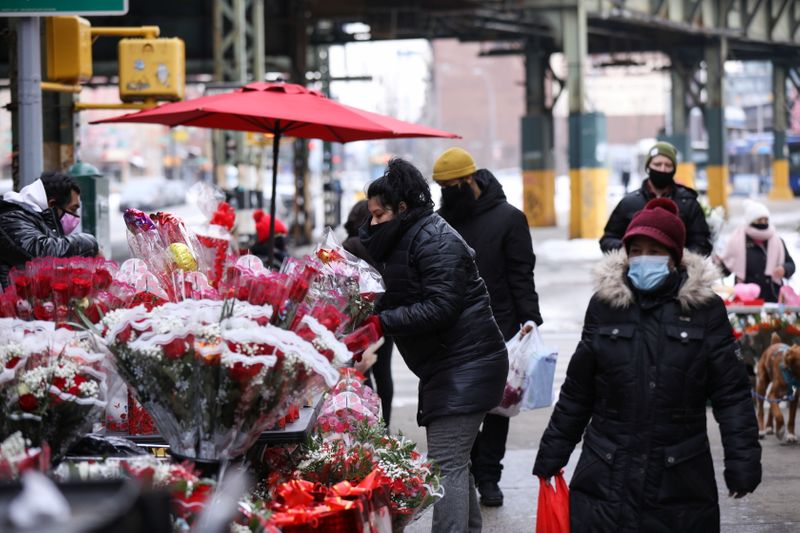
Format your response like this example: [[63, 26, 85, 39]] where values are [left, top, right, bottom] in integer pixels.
[[627, 255, 670, 291]]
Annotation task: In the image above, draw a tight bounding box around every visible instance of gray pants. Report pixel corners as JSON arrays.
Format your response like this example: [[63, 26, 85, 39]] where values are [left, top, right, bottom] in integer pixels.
[[426, 412, 485, 533]]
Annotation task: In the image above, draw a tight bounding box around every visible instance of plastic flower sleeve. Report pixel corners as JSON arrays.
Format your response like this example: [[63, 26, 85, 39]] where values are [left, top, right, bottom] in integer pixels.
[[0, 321, 107, 462], [101, 300, 337, 461]]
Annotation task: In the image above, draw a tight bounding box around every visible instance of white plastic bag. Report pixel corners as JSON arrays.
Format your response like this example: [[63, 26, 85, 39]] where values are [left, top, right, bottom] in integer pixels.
[[521, 329, 558, 410], [490, 321, 539, 417]]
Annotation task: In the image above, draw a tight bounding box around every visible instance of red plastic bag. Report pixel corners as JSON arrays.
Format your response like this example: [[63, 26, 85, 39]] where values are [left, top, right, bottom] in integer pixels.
[[536, 471, 570, 533]]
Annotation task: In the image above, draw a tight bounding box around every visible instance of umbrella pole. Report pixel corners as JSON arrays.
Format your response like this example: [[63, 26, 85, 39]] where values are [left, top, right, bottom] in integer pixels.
[[267, 131, 281, 268]]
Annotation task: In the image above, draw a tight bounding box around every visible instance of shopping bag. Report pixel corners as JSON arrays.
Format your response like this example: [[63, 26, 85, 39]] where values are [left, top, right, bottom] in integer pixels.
[[490, 321, 538, 417], [521, 329, 558, 410], [536, 472, 570, 533]]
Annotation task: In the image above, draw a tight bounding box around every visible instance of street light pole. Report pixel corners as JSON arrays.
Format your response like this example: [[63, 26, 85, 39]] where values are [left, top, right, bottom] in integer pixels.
[[17, 17, 44, 187]]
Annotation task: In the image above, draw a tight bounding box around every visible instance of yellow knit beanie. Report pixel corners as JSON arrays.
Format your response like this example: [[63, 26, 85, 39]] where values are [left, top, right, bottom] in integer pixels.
[[432, 147, 477, 182]]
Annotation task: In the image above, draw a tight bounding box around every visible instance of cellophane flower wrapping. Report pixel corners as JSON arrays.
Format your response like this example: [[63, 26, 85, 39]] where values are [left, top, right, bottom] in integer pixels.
[[315, 368, 382, 444], [311, 227, 385, 335], [2, 257, 127, 325], [100, 299, 340, 461], [296, 420, 443, 532], [0, 431, 49, 480], [0, 319, 107, 462], [123, 208, 216, 301], [188, 183, 238, 288]]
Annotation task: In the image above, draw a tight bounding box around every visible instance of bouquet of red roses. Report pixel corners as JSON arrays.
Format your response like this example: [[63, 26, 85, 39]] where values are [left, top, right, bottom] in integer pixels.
[[0, 319, 107, 461], [100, 299, 339, 461], [2, 257, 124, 325]]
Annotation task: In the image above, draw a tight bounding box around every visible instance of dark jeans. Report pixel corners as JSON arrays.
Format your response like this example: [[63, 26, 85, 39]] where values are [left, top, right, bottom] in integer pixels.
[[365, 337, 394, 427], [470, 412, 509, 483]]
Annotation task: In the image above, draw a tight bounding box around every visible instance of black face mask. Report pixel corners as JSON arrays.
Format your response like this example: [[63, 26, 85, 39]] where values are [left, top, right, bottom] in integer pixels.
[[359, 218, 404, 263], [647, 167, 676, 189], [750, 223, 769, 231], [439, 181, 477, 223]]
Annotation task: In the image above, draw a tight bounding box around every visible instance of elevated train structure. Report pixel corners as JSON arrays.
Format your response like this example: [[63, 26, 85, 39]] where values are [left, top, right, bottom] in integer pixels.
[[3, 0, 800, 237]]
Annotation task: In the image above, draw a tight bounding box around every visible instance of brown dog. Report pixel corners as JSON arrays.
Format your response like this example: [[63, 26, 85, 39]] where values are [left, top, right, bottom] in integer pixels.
[[755, 333, 800, 442]]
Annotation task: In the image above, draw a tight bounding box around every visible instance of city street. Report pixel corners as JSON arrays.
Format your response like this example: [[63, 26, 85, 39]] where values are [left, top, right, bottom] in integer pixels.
[[387, 197, 800, 532]]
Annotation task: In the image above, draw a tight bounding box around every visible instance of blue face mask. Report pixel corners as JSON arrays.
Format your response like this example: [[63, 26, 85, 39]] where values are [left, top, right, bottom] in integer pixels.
[[627, 255, 671, 291]]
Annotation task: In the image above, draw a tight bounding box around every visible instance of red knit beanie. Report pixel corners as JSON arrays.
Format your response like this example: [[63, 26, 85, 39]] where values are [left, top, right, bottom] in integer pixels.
[[253, 209, 288, 243], [623, 198, 686, 263]]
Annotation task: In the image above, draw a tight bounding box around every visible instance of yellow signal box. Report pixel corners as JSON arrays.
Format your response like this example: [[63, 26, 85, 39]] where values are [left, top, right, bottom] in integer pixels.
[[118, 37, 185, 102], [46, 16, 93, 84]]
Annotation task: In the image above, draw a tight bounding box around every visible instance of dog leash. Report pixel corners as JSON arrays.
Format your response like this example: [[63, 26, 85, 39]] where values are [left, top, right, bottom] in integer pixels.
[[751, 389, 796, 404]]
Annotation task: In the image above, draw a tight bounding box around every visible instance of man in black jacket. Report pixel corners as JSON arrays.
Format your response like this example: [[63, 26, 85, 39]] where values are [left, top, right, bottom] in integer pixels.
[[0, 172, 98, 287], [600, 141, 713, 256], [433, 147, 543, 507]]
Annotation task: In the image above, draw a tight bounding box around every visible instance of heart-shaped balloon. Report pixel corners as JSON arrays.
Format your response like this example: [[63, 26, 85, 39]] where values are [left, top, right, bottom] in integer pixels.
[[733, 283, 761, 301]]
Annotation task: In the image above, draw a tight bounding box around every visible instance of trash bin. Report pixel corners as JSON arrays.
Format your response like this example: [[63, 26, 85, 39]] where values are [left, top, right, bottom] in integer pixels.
[[67, 161, 111, 259]]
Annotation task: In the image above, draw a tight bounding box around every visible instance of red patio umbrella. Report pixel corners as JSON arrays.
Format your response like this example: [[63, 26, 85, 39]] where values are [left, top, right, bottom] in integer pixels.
[[93, 81, 458, 263]]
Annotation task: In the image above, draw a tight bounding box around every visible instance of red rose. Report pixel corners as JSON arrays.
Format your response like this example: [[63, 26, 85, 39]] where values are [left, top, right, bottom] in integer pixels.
[[116, 324, 133, 344], [71, 276, 92, 299], [162, 338, 187, 359], [94, 268, 113, 290], [5, 356, 20, 369], [18, 393, 38, 412], [230, 361, 264, 382], [52, 376, 67, 390]]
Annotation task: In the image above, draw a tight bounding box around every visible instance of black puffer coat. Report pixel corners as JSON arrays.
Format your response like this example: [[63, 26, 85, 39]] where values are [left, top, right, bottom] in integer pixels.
[[533, 250, 761, 532], [376, 212, 508, 426], [720, 235, 795, 303], [440, 170, 542, 339], [600, 180, 712, 256], [0, 200, 98, 287]]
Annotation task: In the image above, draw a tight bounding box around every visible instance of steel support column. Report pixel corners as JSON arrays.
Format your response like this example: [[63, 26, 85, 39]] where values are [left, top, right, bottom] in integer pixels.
[[291, 3, 312, 245], [42, 91, 77, 173], [564, 5, 607, 239], [664, 56, 695, 189], [212, 0, 264, 201], [522, 42, 556, 227], [704, 39, 728, 209], [769, 62, 793, 200]]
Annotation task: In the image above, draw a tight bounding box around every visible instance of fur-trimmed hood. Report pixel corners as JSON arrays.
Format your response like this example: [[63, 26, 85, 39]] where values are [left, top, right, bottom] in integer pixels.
[[593, 249, 721, 311]]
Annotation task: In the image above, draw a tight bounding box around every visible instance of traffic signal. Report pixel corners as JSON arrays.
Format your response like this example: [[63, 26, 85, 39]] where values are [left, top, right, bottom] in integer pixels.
[[118, 37, 185, 102], [46, 16, 93, 83]]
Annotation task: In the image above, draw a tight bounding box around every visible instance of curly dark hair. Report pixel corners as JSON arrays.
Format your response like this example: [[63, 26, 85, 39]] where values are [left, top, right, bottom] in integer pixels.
[[40, 171, 81, 209], [366, 158, 433, 213]]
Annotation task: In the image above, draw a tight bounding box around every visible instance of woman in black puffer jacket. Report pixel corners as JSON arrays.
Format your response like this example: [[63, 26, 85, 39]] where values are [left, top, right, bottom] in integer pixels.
[[533, 198, 761, 533], [360, 158, 507, 533]]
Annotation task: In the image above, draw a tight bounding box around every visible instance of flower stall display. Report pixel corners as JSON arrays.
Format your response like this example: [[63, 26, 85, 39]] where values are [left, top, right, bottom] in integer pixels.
[[297, 421, 443, 532], [100, 299, 341, 462], [0, 319, 107, 461]]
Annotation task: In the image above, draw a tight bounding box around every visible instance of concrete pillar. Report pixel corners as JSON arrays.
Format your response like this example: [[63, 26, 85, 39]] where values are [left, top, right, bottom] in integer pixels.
[[770, 63, 793, 200], [564, 5, 607, 239], [521, 44, 556, 227], [704, 39, 728, 209]]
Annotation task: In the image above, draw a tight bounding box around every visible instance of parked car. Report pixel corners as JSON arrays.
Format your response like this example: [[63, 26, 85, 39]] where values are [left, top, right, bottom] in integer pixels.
[[118, 177, 189, 212]]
